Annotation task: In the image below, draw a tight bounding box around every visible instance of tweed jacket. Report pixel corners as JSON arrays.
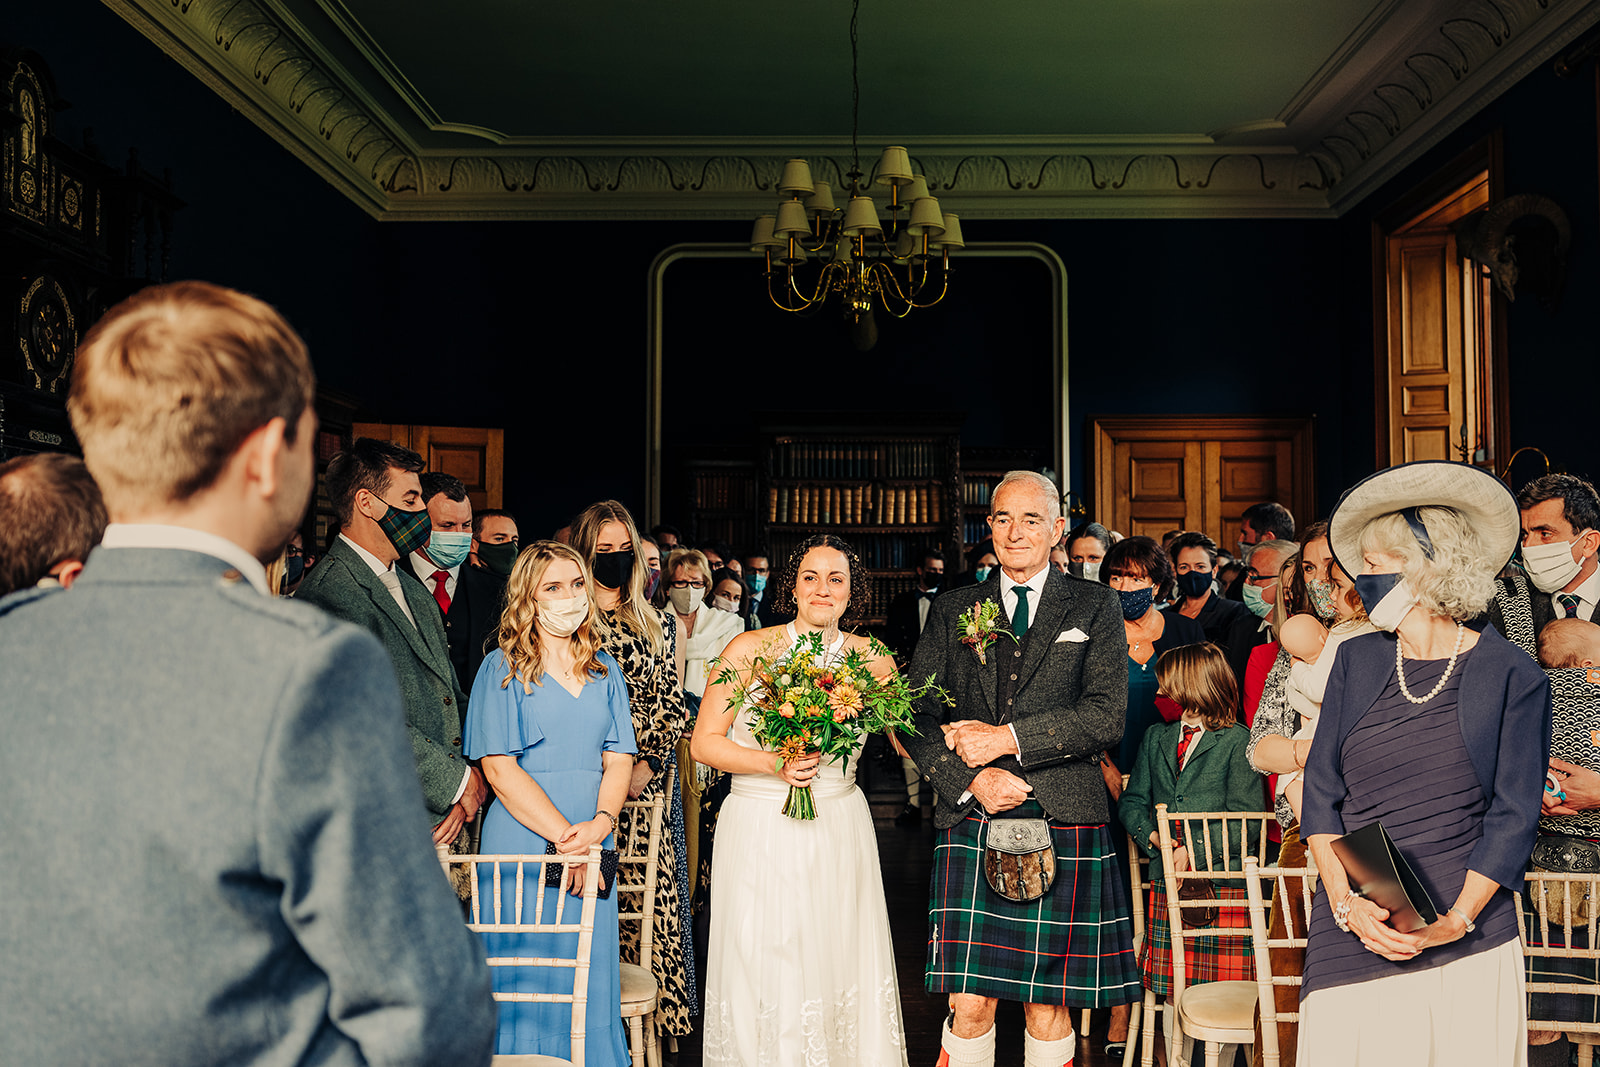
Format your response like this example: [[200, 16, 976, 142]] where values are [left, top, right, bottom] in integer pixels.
[[1300, 625, 1551, 892], [1118, 721, 1263, 878], [402, 554, 508, 701], [298, 536, 471, 819], [0, 548, 494, 1065], [905, 567, 1129, 828]]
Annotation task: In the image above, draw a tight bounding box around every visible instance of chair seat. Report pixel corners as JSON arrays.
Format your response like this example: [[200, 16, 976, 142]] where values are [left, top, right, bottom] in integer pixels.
[[491, 1056, 573, 1066], [620, 961, 659, 1014], [1177, 981, 1258, 1037]]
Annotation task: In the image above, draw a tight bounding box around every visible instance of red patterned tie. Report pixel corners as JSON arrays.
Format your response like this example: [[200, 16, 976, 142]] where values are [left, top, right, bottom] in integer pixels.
[[431, 569, 451, 614], [1176, 724, 1199, 771]]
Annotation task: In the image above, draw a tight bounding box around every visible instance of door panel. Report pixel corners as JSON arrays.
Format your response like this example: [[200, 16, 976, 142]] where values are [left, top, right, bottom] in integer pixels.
[[1093, 417, 1313, 550], [353, 423, 504, 510]]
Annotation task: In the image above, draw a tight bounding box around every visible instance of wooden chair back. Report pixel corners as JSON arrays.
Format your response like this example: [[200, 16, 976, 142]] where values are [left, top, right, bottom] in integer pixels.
[[1521, 869, 1600, 1062], [449, 848, 605, 1067], [616, 771, 669, 970], [1243, 858, 1318, 1067]]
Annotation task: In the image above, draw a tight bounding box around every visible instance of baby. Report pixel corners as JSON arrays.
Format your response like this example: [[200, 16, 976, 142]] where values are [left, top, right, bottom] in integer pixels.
[[1276, 613, 1329, 818], [1539, 617, 1600, 670]]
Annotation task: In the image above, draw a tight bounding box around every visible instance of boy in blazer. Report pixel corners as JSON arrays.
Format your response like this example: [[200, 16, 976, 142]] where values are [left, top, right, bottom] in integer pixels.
[[905, 471, 1139, 1067], [0, 282, 494, 1065]]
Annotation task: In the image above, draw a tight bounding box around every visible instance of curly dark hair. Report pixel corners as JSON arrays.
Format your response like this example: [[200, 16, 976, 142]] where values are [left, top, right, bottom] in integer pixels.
[[771, 534, 872, 624]]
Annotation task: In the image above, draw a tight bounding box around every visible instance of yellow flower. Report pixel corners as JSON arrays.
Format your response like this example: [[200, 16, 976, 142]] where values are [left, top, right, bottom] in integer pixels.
[[827, 681, 863, 719]]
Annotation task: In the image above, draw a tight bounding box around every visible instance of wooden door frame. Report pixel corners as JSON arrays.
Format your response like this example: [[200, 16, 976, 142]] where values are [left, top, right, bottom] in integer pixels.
[[1370, 131, 1507, 470], [1090, 415, 1316, 541]]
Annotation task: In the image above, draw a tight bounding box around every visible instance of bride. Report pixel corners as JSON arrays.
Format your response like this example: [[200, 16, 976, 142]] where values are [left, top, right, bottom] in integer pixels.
[[690, 534, 910, 1067]]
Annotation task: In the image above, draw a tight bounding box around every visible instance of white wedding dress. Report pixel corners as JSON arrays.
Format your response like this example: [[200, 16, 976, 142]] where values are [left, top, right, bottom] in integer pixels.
[[701, 627, 910, 1067]]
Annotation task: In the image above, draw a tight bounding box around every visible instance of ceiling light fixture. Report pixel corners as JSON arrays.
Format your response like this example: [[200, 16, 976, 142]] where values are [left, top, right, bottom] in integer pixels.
[[750, 0, 962, 331]]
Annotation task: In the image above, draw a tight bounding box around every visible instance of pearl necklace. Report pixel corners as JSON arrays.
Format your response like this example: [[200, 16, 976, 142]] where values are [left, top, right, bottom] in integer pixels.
[[1395, 621, 1466, 705]]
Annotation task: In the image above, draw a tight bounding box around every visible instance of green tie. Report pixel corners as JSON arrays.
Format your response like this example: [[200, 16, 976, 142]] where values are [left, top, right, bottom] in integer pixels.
[[1012, 585, 1030, 637]]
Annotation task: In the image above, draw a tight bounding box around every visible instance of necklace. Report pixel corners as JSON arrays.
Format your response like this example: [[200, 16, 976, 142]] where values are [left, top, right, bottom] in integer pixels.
[[1395, 621, 1465, 704]]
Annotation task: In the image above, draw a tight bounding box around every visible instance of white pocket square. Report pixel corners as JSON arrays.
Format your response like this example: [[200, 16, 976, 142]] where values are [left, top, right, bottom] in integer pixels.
[[1056, 628, 1090, 643]]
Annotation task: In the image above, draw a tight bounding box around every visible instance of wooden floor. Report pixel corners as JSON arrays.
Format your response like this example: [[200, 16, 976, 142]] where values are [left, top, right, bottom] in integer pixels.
[[669, 748, 1148, 1067]]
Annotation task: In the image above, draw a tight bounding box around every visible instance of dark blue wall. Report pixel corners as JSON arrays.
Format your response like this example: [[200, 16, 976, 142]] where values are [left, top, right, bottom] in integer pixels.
[[11, 1, 1598, 540]]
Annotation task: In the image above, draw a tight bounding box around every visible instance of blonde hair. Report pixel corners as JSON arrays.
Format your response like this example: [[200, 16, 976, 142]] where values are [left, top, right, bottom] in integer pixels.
[[666, 547, 713, 595], [497, 541, 608, 693], [1357, 506, 1498, 622], [68, 281, 315, 513], [1155, 642, 1239, 731], [569, 500, 666, 657], [1538, 618, 1600, 669]]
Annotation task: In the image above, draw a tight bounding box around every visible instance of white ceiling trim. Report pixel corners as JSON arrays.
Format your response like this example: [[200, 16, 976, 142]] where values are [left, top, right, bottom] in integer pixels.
[[101, 0, 1600, 222]]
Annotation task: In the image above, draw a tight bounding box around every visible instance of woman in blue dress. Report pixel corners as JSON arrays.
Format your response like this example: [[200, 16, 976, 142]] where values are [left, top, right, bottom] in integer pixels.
[[466, 540, 638, 1064]]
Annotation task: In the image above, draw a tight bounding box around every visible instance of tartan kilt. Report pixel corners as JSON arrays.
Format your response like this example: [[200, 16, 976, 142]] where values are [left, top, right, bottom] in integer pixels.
[[926, 801, 1140, 1007], [1140, 883, 1254, 998]]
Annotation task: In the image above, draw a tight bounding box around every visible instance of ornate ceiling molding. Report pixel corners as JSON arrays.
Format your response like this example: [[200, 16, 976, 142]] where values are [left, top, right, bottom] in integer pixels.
[[103, 0, 1600, 221]]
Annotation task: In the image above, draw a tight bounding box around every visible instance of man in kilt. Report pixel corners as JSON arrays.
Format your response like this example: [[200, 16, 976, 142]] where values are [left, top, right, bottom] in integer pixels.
[[905, 471, 1140, 1067]]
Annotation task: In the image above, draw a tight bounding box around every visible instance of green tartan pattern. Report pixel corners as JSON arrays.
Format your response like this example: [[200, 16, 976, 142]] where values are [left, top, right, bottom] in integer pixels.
[[926, 802, 1141, 1006], [1523, 883, 1600, 1025]]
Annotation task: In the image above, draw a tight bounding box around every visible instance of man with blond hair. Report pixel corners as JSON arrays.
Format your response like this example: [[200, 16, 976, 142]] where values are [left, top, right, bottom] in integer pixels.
[[0, 281, 495, 1065]]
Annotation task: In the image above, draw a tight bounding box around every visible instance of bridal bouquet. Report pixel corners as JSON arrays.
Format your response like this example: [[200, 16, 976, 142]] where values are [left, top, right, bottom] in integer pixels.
[[714, 631, 950, 819]]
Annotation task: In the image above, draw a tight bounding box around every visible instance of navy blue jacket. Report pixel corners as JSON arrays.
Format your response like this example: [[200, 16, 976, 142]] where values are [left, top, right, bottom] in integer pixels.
[[1300, 624, 1551, 892]]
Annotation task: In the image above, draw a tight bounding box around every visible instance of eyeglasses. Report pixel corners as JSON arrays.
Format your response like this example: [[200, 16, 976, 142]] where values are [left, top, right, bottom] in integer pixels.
[[669, 579, 707, 590], [1244, 572, 1281, 585]]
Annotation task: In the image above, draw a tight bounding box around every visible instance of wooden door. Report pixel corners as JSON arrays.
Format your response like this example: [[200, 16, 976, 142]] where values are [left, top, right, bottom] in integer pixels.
[[1092, 417, 1313, 548], [353, 423, 504, 510]]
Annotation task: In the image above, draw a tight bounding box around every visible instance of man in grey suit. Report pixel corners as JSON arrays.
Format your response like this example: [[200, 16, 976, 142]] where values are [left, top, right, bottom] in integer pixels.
[[905, 471, 1139, 1067], [297, 438, 489, 855], [0, 281, 494, 1065]]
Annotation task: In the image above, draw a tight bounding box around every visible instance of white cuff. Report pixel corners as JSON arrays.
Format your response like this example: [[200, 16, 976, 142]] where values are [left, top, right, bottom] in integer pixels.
[[450, 765, 471, 806], [1008, 723, 1020, 759]]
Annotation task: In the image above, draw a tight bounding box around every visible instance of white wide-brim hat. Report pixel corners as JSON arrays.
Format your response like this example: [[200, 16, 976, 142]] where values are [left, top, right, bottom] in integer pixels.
[[1327, 460, 1520, 579]]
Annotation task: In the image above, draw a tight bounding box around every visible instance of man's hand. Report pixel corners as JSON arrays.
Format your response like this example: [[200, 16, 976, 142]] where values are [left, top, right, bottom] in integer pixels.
[[431, 802, 469, 845], [1547, 758, 1600, 815], [943, 720, 1018, 768], [968, 767, 1033, 813], [460, 766, 489, 819], [628, 760, 656, 799]]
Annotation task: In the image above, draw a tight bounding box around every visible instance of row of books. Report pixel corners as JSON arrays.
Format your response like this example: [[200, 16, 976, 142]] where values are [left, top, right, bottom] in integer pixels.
[[770, 439, 945, 479], [766, 483, 946, 525], [691, 472, 757, 510], [962, 515, 992, 545], [768, 532, 944, 571], [962, 477, 1004, 506]]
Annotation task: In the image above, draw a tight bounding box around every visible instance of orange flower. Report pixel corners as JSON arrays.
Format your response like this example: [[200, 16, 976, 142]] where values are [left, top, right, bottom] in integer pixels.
[[779, 702, 796, 719], [827, 681, 862, 719]]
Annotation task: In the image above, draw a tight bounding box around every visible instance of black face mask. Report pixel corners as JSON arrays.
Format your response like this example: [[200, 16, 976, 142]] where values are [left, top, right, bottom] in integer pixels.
[[1176, 571, 1213, 600], [477, 541, 519, 578], [283, 553, 306, 587], [592, 549, 636, 591]]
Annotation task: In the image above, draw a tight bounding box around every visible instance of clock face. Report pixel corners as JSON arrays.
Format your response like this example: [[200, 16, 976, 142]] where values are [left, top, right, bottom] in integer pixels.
[[18, 276, 77, 395]]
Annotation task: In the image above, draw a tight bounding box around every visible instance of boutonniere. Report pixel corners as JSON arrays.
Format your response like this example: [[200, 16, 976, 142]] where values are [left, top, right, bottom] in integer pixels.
[[957, 599, 1017, 665]]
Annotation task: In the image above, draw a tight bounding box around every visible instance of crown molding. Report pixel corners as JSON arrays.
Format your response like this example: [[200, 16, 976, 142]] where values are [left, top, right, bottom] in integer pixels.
[[101, 0, 1600, 222]]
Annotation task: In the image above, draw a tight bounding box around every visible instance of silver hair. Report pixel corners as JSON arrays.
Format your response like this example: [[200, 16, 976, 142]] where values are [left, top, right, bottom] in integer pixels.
[[1246, 539, 1300, 571], [991, 470, 1062, 522], [1356, 507, 1498, 622]]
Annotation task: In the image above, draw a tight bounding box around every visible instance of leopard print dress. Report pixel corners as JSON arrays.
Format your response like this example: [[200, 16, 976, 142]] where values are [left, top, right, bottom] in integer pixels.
[[602, 607, 698, 1035]]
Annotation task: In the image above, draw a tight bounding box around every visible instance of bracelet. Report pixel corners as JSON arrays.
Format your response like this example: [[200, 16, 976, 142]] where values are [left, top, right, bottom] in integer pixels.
[[1449, 906, 1476, 933], [1293, 741, 1306, 769], [594, 809, 617, 832], [1332, 888, 1363, 932]]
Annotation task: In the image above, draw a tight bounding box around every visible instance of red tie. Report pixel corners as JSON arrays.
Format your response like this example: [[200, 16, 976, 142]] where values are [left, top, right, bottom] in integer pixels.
[[430, 569, 451, 614], [1176, 724, 1199, 771]]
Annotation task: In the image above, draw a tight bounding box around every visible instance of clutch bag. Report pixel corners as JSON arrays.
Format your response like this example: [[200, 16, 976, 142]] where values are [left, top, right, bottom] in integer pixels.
[[1330, 821, 1439, 932], [543, 843, 619, 900]]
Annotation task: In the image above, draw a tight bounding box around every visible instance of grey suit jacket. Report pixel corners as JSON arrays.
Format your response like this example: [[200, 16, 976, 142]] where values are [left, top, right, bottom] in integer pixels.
[[299, 537, 471, 819], [905, 567, 1129, 828], [0, 547, 495, 1066]]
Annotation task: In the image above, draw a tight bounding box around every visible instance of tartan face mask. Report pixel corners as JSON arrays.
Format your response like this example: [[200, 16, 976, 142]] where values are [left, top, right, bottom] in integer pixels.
[[373, 497, 432, 560]]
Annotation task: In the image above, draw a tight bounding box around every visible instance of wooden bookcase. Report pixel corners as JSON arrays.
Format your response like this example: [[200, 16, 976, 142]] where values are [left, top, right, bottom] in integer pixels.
[[758, 419, 963, 627], [959, 447, 1045, 551], [682, 456, 759, 557]]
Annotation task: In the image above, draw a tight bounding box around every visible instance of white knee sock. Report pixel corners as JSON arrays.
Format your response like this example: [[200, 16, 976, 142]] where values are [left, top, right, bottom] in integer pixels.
[[1023, 1030, 1075, 1067], [938, 1018, 995, 1067]]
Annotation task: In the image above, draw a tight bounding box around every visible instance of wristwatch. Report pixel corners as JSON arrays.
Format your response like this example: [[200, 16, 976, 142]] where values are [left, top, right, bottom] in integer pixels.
[[1448, 906, 1476, 932]]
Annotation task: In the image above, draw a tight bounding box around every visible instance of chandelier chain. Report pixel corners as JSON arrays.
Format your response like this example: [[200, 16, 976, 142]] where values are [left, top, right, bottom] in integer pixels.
[[850, 0, 861, 185]]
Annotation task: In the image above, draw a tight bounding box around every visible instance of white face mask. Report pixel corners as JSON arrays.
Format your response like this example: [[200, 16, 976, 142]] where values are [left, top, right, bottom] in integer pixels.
[[711, 594, 739, 614], [1523, 535, 1591, 594], [537, 593, 589, 637], [669, 585, 704, 616], [1365, 577, 1419, 633]]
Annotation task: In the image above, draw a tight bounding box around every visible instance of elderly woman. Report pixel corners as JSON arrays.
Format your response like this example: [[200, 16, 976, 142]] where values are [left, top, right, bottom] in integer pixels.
[[665, 547, 744, 701], [1298, 462, 1551, 1065]]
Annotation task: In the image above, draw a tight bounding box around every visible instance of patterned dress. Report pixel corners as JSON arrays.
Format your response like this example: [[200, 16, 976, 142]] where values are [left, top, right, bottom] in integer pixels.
[[601, 607, 698, 1035]]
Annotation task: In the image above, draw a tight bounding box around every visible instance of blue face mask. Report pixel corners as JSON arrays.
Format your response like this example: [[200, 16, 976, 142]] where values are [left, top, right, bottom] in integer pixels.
[[747, 573, 767, 594], [427, 531, 472, 570], [1241, 580, 1273, 618], [1118, 586, 1154, 620], [974, 566, 993, 583]]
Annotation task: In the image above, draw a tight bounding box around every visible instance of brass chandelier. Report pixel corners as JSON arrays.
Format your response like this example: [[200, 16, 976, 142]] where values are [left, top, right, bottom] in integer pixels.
[[749, 0, 963, 327]]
